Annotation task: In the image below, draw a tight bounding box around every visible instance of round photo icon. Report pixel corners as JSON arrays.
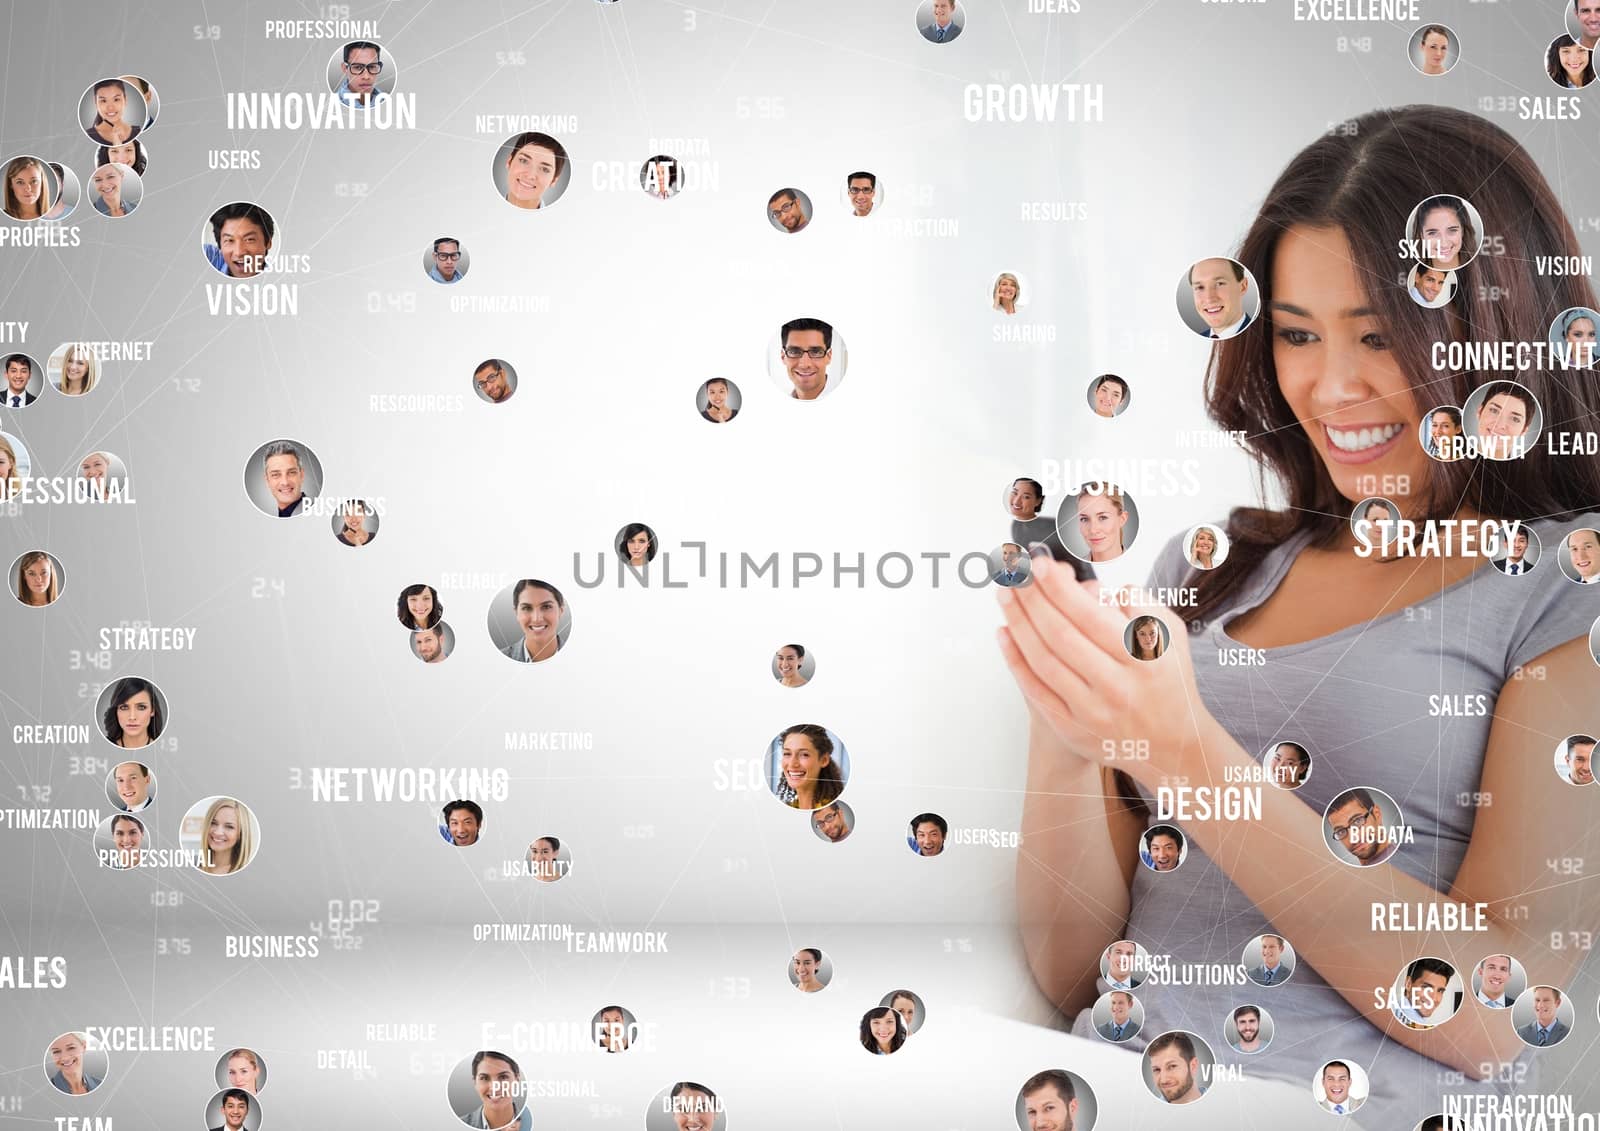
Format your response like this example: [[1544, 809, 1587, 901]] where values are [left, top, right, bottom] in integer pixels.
[[1142, 1031, 1214, 1106], [1313, 1059, 1369, 1114], [1139, 823, 1185, 871], [203, 202, 278, 278], [96, 675, 169, 751], [1059, 482, 1140, 565], [881, 989, 926, 1035], [616, 522, 659, 568], [77, 450, 128, 502], [448, 1050, 530, 1130], [696, 377, 740, 423], [1548, 35, 1595, 89], [1224, 1003, 1273, 1054], [89, 162, 140, 218], [106, 759, 154, 812], [1125, 615, 1169, 662], [908, 812, 947, 856], [1512, 985, 1574, 1047], [1493, 521, 1539, 575], [412, 621, 454, 664], [0, 429, 32, 492], [1421, 404, 1465, 462], [772, 643, 815, 688], [1015, 1069, 1095, 1129], [1556, 734, 1596, 786], [859, 1005, 907, 1054], [2, 154, 60, 221], [333, 499, 379, 547], [424, 236, 469, 284], [97, 138, 148, 178], [1390, 957, 1461, 1030], [1572, 3, 1600, 48], [120, 75, 159, 127], [398, 582, 443, 630], [768, 317, 846, 401], [1406, 263, 1455, 308], [327, 41, 397, 107], [1087, 374, 1129, 418], [95, 812, 148, 870], [640, 154, 682, 199], [440, 799, 484, 847], [493, 131, 572, 211], [646, 1082, 725, 1131], [1177, 257, 1259, 339], [1471, 952, 1526, 1009], [204, 1088, 262, 1131], [766, 186, 812, 233], [1408, 23, 1459, 76], [991, 542, 1032, 588], [1185, 523, 1228, 570], [79, 77, 151, 144], [1350, 497, 1401, 553], [1004, 475, 1047, 523], [1100, 938, 1150, 989], [243, 438, 322, 517], [1403, 193, 1485, 271], [215, 1047, 268, 1094], [1092, 989, 1142, 1043], [182, 796, 261, 875], [1, 351, 42, 408], [767, 723, 850, 810], [810, 798, 854, 843], [472, 358, 517, 404], [789, 946, 833, 992], [1323, 786, 1405, 867], [488, 577, 571, 663], [843, 170, 880, 216], [13, 549, 64, 607], [1549, 306, 1599, 368], [1265, 740, 1312, 790], [591, 1005, 636, 1053], [1557, 526, 1600, 585], [44, 161, 81, 221], [917, 0, 965, 43], [49, 341, 100, 397], [525, 834, 571, 882], [991, 271, 1026, 316], [1242, 932, 1296, 987], [1463, 379, 1542, 461], [44, 1031, 108, 1095]]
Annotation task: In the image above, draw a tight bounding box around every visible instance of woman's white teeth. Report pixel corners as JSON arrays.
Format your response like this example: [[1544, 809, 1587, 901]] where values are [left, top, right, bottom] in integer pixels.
[[1328, 423, 1403, 451]]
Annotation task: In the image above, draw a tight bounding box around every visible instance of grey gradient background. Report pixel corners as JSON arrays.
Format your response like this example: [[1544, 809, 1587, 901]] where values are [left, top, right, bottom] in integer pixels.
[[2, 1, 1598, 1129]]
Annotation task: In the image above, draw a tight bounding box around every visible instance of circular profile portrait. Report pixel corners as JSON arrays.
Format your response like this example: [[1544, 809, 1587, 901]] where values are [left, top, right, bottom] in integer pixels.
[[94, 812, 148, 870], [120, 75, 159, 126], [881, 989, 926, 1035], [591, 1005, 636, 1053], [2, 154, 60, 221], [1549, 306, 1600, 368], [244, 438, 322, 518], [1421, 404, 1465, 462], [1100, 938, 1151, 989], [78, 78, 150, 144], [1390, 957, 1461, 1030], [1573, 2, 1600, 45], [991, 271, 1026, 316], [1350, 497, 1401, 552], [488, 577, 571, 663], [1323, 786, 1405, 868], [843, 170, 881, 217], [331, 499, 379, 548], [1087, 374, 1129, 418], [646, 1083, 725, 1131], [1014, 1069, 1096, 1130], [765, 186, 812, 234], [1091, 989, 1143, 1044], [471, 357, 517, 405], [397, 582, 443, 630], [696, 377, 740, 423], [1224, 1003, 1274, 1054], [1125, 616, 1170, 663], [327, 41, 397, 106], [49, 341, 100, 397], [916, 0, 966, 43], [1406, 263, 1455, 308], [1139, 823, 1186, 872], [1556, 734, 1596, 786], [1492, 521, 1540, 576], [1403, 193, 1485, 271], [1557, 526, 1600, 585], [76, 450, 128, 502], [88, 162, 140, 218], [96, 676, 169, 751], [767, 723, 850, 810], [12, 549, 64, 607], [43, 162, 81, 221], [525, 834, 571, 882], [768, 317, 846, 401], [449, 1051, 530, 1130], [1313, 1059, 1369, 1115], [1548, 34, 1595, 88], [1408, 23, 1459, 76], [1004, 476, 1049, 527], [772, 643, 814, 688], [106, 759, 154, 813], [859, 1006, 907, 1055], [1265, 740, 1312, 790], [1059, 482, 1140, 565], [990, 542, 1033, 588], [1184, 524, 1228, 570], [99, 138, 150, 181], [616, 522, 659, 568], [0, 429, 31, 492], [439, 799, 484, 848], [810, 798, 854, 844], [1462, 379, 1542, 461], [1142, 1031, 1215, 1106], [1242, 932, 1296, 987], [907, 812, 947, 856], [202, 202, 277, 278], [44, 1032, 108, 1096], [424, 237, 469, 284], [215, 1048, 268, 1094], [640, 154, 682, 199], [1512, 984, 1575, 1047], [412, 621, 454, 665], [0, 352, 41, 409], [1471, 952, 1527, 1010], [788, 947, 833, 993], [1177, 257, 1260, 340], [204, 1088, 263, 1131], [182, 796, 261, 876], [493, 131, 572, 212]]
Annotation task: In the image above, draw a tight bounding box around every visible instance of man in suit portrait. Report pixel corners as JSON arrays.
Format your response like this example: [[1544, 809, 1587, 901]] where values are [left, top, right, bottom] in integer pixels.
[[1474, 953, 1516, 1008], [1318, 1061, 1362, 1114], [4, 354, 36, 407], [1518, 985, 1570, 1046], [1097, 990, 1138, 1042], [1492, 526, 1534, 575], [993, 543, 1031, 588], [210, 1088, 252, 1131], [920, 0, 962, 43], [1188, 257, 1253, 339], [1247, 933, 1293, 986]]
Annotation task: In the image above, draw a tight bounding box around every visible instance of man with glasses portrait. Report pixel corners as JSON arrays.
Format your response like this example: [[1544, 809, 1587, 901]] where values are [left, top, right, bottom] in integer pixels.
[[780, 317, 834, 400], [1327, 788, 1400, 867], [429, 237, 465, 284], [336, 41, 388, 109]]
